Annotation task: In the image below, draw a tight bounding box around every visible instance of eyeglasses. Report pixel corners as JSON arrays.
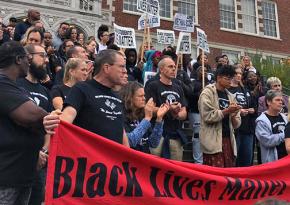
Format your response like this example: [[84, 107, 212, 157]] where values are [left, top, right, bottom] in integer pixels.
[[30, 52, 48, 58], [222, 76, 233, 81]]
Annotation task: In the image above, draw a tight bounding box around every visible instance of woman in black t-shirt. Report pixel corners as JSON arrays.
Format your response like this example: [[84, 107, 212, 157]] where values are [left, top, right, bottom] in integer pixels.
[[51, 58, 88, 110]]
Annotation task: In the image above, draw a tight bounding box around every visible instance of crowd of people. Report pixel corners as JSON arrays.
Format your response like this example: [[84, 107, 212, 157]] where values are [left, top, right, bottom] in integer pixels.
[[1, 8, 290, 205]]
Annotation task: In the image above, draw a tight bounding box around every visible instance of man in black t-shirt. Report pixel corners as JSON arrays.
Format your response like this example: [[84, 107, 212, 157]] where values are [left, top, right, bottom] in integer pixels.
[[17, 44, 53, 205], [44, 49, 129, 146], [0, 41, 47, 204], [145, 56, 187, 161]]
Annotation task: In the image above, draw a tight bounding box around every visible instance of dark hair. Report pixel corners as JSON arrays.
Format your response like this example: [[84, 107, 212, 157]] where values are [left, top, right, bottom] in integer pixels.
[[197, 53, 207, 62], [0, 41, 26, 68], [119, 81, 144, 121], [97, 24, 109, 41], [107, 44, 120, 51], [162, 48, 177, 62], [93, 49, 122, 76], [9, 17, 17, 23], [59, 22, 70, 28], [27, 28, 44, 42], [66, 46, 83, 58], [215, 64, 236, 79], [66, 27, 79, 40]]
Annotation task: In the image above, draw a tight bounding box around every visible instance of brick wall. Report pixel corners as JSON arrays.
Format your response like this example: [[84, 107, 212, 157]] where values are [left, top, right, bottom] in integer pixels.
[[106, 0, 290, 65]]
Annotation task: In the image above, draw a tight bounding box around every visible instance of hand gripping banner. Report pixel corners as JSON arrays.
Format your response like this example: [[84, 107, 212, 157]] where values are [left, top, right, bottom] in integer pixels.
[[46, 121, 290, 204]]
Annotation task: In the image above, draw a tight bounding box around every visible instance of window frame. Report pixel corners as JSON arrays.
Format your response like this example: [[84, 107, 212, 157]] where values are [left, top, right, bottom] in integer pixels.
[[177, 0, 198, 25], [261, 0, 280, 38], [239, 0, 259, 35], [123, 0, 173, 20], [219, 0, 238, 31]]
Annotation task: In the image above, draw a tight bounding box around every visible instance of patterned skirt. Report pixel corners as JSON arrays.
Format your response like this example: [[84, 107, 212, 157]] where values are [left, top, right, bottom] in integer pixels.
[[203, 137, 236, 168]]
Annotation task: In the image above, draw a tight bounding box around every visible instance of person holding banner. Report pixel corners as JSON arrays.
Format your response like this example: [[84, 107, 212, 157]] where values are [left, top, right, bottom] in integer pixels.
[[44, 49, 129, 146], [0, 41, 48, 204], [119, 81, 169, 153], [145, 56, 187, 161], [198, 65, 241, 167]]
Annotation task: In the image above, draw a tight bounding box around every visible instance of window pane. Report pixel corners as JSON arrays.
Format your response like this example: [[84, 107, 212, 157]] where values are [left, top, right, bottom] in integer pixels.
[[123, 0, 171, 18], [123, 0, 138, 12], [262, 1, 277, 37], [178, 0, 196, 17], [219, 0, 236, 30], [241, 0, 257, 33], [222, 50, 240, 64], [159, 0, 171, 18]]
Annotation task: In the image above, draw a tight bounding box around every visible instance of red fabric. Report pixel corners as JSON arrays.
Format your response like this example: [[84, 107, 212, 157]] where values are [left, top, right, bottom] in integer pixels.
[[45, 121, 290, 205]]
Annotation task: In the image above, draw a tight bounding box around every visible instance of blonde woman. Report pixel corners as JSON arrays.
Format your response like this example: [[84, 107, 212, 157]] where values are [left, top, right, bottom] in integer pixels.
[[51, 58, 88, 110]]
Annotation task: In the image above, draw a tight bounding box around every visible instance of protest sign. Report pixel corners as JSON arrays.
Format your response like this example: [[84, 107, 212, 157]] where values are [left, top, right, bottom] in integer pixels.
[[157, 29, 175, 45], [173, 13, 195, 32], [138, 13, 160, 30], [196, 28, 210, 53], [137, 0, 159, 16], [46, 121, 290, 205], [114, 23, 136, 48], [176, 32, 191, 54]]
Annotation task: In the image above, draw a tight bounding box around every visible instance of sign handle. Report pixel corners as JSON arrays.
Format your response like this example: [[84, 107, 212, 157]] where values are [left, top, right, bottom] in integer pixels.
[[140, 14, 149, 61], [202, 50, 205, 89]]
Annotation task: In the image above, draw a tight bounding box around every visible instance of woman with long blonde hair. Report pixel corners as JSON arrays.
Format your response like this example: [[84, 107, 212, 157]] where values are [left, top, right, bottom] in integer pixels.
[[50, 58, 88, 110]]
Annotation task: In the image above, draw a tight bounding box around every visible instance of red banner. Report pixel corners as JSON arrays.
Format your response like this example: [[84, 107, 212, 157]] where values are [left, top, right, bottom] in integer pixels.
[[45, 121, 290, 205]]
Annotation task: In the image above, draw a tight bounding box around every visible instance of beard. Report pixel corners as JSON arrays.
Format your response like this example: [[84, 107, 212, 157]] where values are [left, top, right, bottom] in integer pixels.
[[29, 62, 47, 81]]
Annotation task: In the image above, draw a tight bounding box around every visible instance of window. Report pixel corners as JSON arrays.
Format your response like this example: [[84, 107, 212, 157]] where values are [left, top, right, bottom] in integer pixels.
[[47, 0, 71, 6], [219, 0, 236, 30], [222, 50, 240, 64], [123, 0, 172, 18], [79, 0, 94, 11], [241, 0, 257, 33], [123, 0, 138, 13], [262, 1, 278, 37], [178, 0, 196, 17], [159, 0, 171, 18]]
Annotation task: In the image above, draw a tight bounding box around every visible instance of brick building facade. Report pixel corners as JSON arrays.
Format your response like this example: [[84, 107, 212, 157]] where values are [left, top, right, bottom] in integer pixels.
[[103, 0, 290, 65]]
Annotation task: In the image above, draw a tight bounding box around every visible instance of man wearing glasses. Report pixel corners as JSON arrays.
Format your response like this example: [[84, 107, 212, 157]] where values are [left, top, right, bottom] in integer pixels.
[[0, 42, 48, 204], [52, 22, 70, 50], [16, 44, 52, 205], [44, 49, 129, 146]]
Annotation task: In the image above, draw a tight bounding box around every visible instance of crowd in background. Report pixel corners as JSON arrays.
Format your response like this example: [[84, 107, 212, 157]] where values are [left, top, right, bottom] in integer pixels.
[[1, 8, 290, 205]]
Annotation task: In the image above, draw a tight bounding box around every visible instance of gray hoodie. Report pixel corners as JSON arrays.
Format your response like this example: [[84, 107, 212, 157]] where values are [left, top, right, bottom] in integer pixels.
[[255, 112, 287, 163]]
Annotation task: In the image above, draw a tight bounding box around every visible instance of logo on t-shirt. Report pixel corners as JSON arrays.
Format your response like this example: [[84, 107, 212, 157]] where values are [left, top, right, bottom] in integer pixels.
[[219, 98, 229, 109], [105, 99, 116, 110]]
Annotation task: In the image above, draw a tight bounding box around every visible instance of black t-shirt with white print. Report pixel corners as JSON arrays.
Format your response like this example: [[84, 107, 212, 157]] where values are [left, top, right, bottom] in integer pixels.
[[217, 89, 231, 138], [0, 75, 43, 186], [64, 79, 124, 144], [51, 84, 71, 102], [265, 113, 287, 159], [17, 78, 52, 112], [145, 80, 187, 133]]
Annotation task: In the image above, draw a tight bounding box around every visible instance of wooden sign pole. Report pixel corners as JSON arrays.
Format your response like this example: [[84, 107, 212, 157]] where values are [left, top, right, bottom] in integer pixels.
[[202, 50, 205, 89]]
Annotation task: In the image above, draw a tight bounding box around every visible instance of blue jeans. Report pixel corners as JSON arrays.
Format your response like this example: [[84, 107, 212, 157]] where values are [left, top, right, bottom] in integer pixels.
[[236, 133, 254, 167]]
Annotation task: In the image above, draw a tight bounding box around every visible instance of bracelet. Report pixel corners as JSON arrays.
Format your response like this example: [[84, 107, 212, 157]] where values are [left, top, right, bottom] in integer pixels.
[[41, 147, 48, 154]]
